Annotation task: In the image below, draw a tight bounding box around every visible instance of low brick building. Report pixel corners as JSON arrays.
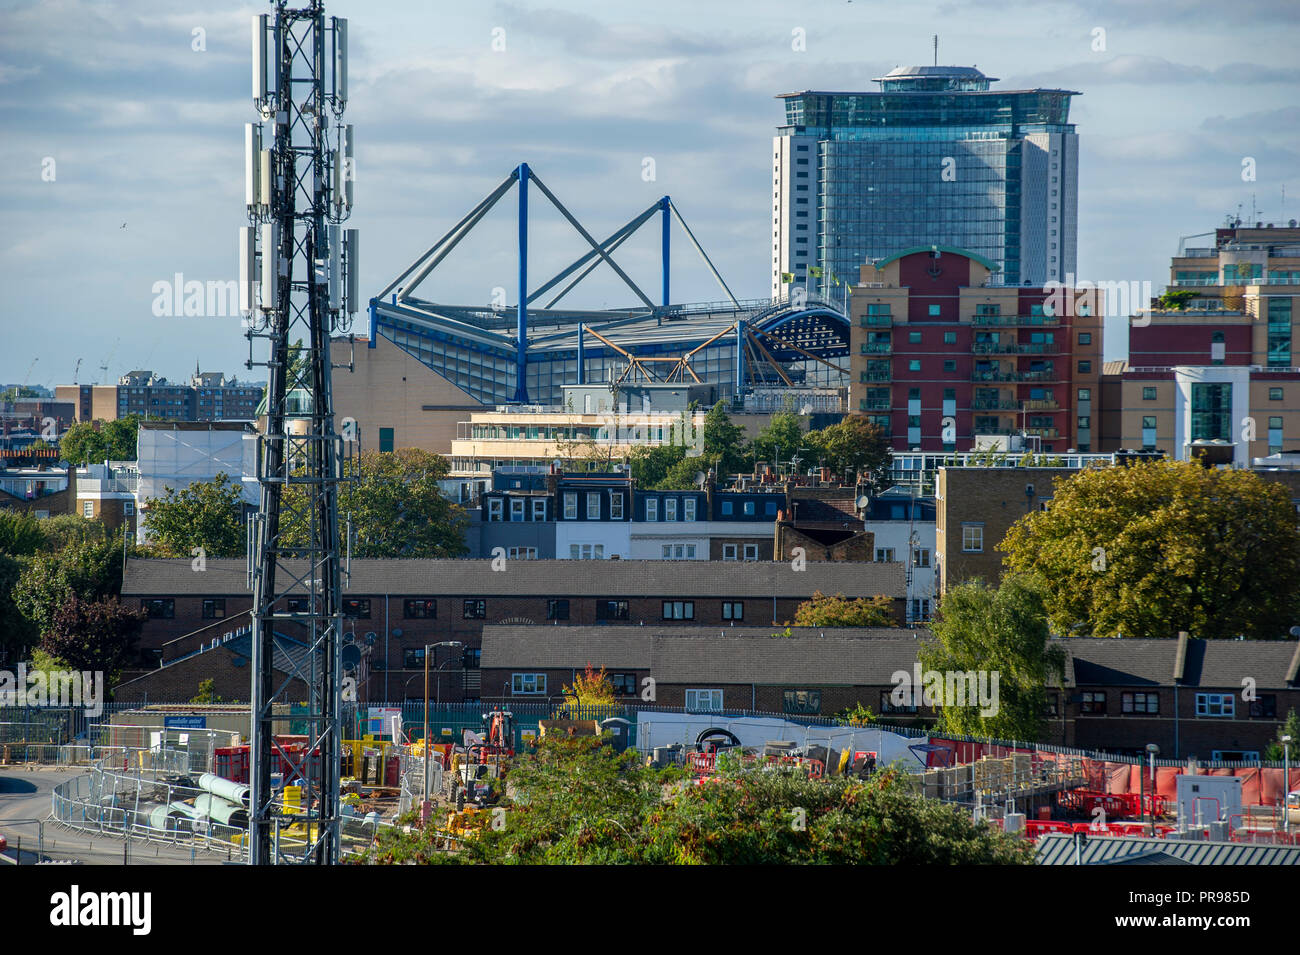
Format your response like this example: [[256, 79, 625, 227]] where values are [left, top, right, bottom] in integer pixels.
[[119, 557, 907, 702]]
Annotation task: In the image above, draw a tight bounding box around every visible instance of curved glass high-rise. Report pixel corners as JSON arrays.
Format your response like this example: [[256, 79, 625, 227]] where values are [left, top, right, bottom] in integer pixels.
[[773, 66, 1079, 297]]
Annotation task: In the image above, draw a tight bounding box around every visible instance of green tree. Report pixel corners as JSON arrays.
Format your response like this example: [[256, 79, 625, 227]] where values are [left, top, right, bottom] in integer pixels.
[[1263, 708, 1300, 763], [0, 552, 36, 657], [807, 417, 892, 486], [793, 591, 895, 627], [1157, 289, 1197, 311], [190, 678, 225, 705], [38, 514, 109, 552], [701, 401, 748, 477], [1, 386, 41, 401], [143, 473, 245, 558], [41, 594, 145, 681], [58, 415, 140, 464], [1001, 460, 1300, 639], [13, 531, 128, 638], [562, 664, 618, 708], [0, 510, 45, 556], [920, 575, 1065, 742], [354, 735, 1030, 865], [654, 455, 704, 491], [628, 444, 686, 488], [752, 410, 803, 469], [281, 448, 467, 558]]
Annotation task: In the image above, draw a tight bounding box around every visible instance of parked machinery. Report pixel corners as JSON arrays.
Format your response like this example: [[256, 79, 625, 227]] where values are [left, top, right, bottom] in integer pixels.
[[448, 708, 515, 811]]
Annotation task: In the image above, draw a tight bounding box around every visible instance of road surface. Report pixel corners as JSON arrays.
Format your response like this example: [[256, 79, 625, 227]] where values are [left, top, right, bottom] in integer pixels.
[[0, 767, 232, 865]]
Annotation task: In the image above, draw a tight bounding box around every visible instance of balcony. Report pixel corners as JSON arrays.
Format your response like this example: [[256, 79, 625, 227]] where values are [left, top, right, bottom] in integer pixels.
[[970, 314, 1060, 327], [1021, 399, 1059, 411], [860, 342, 892, 354], [860, 315, 893, 327], [971, 398, 1021, 411], [1023, 427, 1060, 439], [859, 399, 892, 411], [972, 342, 1060, 355], [860, 371, 891, 382], [971, 370, 1059, 383]]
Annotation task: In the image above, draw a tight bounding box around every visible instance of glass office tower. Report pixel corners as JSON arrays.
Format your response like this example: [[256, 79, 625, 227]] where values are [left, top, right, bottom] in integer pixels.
[[772, 66, 1079, 298]]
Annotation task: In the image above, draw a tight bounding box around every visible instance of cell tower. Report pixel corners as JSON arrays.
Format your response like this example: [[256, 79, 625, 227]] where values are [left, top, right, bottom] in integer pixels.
[[239, 0, 359, 865]]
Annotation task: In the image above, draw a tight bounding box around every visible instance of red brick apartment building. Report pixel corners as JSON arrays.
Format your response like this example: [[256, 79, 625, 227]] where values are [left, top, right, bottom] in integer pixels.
[[848, 246, 1102, 453], [119, 557, 906, 702]]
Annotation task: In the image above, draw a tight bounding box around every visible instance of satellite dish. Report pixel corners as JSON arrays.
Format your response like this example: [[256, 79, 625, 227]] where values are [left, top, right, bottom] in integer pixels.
[[343, 632, 355, 644], [342, 645, 361, 668], [694, 472, 707, 487], [391, 628, 403, 638], [856, 495, 870, 510], [364, 631, 377, 646]]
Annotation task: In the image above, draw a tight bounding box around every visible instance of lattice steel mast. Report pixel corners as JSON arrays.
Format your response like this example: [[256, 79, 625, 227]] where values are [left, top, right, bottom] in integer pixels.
[[239, 0, 358, 865]]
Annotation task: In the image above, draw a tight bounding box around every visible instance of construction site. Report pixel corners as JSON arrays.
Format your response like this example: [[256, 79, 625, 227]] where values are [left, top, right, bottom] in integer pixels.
[[3, 700, 1298, 865]]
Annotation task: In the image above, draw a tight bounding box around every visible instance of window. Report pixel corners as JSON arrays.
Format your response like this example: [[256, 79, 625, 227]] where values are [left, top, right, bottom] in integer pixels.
[[665, 498, 677, 521], [82, 501, 94, 518], [722, 543, 738, 560], [506, 546, 537, 559], [404, 599, 436, 619], [201, 598, 226, 619], [1078, 416, 1091, 429], [124, 501, 135, 516], [569, 543, 604, 560], [512, 673, 546, 695], [510, 498, 525, 522], [532, 498, 547, 521], [1077, 360, 1091, 373], [782, 690, 822, 715], [563, 492, 577, 520], [943, 331, 957, 345], [343, 598, 370, 619], [943, 359, 957, 373], [908, 359, 921, 372], [645, 498, 658, 521], [463, 599, 486, 619], [403, 647, 426, 668], [743, 544, 759, 561], [610, 673, 637, 696], [928, 305, 941, 316], [547, 599, 570, 620], [141, 598, 174, 619], [662, 600, 695, 620], [875, 547, 896, 562], [661, 544, 696, 559], [1269, 387, 1284, 401], [1121, 692, 1159, 714], [1142, 387, 1157, 400], [1191, 383, 1232, 442], [685, 689, 723, 712], [596, 599, 630, 621], [722, 601, 743, 621], [1080, 692, 1106, 715], [1195, 693, 1234, 717], [463, 647, 481, 670], [487, 498, 503, 521], [1078, 332, 1091, 345], [1142, 415, 1158, 450], [1249, 695, 1277, 719], [610, 493, 623, 520], [1078, 388, 1091, 401], [880, 690, 918, 715], [961, 524, 983, 552], [914, 549, 930, 567], [911, 597, 931, 620], [684, 498, 696, 521], [908, 331, 922, 344], [287, 597, 314, 614], [586, 493, 601, 519]]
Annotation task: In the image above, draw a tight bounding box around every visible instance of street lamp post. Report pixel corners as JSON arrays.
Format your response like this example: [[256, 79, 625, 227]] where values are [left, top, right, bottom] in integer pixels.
[[1145, 743, 1160, 835], [1283, 734, 1293, 836], [422, 641, 464, 820]]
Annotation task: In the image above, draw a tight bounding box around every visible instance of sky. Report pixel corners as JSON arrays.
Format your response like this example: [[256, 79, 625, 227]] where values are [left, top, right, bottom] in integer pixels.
[[2, 0, 1298, 389]]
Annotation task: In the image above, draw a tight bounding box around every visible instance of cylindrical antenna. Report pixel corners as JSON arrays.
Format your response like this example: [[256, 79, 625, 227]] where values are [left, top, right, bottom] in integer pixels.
[[239, 226, 257, 314], [252, 15, 267, 104], [244, 123, 261, 207], [328, 225, 341, 311], [334, 18, 348, 107], [344, 229, 360, 314], [259, 222, 278, 310]]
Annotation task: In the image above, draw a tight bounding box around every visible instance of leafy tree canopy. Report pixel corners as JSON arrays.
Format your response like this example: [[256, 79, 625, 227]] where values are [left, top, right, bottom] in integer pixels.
[[1001, 460, 1300, 639], [793, 591, 894, 627], [58, 415, 140, 464], [143, 472, 245, 558]]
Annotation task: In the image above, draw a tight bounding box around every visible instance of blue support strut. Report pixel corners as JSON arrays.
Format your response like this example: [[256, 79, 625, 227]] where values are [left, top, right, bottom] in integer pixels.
[[514, 162, 530, 403], [577, 323, 586, 385], [660, 196, 670, 307]]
